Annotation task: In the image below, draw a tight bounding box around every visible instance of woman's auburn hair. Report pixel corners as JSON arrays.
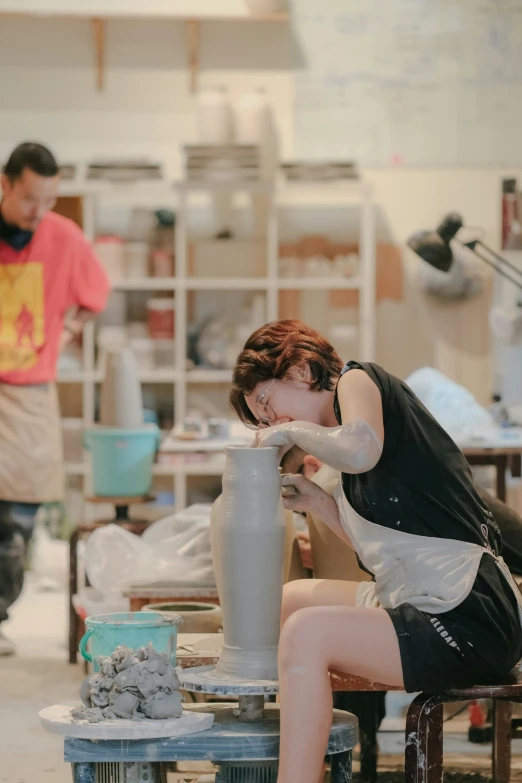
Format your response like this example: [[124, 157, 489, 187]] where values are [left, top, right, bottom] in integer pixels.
[[229, 319, 343, 427]]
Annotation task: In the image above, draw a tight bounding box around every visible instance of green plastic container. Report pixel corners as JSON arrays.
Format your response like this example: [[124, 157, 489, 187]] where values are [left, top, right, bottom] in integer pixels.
[[79, 611, 181, 671], [84, 426, 159, 497]]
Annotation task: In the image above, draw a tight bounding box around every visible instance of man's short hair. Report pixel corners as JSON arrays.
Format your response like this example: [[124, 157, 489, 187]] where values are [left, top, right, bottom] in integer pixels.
[[3, 142, 59, 181]]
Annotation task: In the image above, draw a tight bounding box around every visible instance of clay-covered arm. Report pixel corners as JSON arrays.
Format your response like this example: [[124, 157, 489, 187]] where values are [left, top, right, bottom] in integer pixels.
[[253, 368, 384, 474], [254, 418, 382, 474]]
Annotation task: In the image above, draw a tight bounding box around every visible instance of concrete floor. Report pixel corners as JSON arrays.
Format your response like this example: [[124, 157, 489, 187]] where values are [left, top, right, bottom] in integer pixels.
[[0, 576, 83, 783], [2, 577, 522, 782]]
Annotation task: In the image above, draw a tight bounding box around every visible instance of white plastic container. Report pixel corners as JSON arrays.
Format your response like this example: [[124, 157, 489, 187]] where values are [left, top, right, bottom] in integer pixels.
[[196, 87, 233, 145], [129, 338, 155, 371], [154, 339, 175, 368], [234, 87, 270, 145], [93, 236, 125, 284], [125, 242, 149, 278]]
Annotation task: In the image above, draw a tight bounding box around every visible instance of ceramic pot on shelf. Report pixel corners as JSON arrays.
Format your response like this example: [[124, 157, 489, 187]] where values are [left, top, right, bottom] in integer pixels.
[[196, 87, 233, 145], [212, 446, 286, 680]]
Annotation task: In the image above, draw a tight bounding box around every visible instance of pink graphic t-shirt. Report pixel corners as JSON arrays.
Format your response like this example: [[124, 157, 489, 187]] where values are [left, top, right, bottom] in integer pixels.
[[0, 212, 110, 384]]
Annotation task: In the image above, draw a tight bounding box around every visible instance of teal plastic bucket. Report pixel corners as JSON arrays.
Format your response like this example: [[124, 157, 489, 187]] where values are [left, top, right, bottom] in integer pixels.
[[79, 612, 181, 671], [84, 426, 159, 496]]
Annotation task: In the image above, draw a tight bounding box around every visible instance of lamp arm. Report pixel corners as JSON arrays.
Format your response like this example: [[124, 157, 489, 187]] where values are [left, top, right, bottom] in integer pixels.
[[475, 240, 522, 281], [461, 240, 522, 292]]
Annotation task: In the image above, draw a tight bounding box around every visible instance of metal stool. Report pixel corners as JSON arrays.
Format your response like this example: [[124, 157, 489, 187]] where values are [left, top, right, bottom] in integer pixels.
[[405, 673, 522, 783]]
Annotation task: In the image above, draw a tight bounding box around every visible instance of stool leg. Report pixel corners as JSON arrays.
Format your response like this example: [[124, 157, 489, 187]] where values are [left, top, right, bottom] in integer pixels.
[[330, 750, 352, 783], [72, 762, 95, 783], [359, 703, 379, 782], [69, 530, 79, 665], [405, 694, 443, 783], [492, 699, 512, 783]]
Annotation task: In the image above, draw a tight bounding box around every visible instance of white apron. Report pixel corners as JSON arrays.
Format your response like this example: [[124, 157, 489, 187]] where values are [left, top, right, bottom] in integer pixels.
[[334, 481, 522, 626], [0, 382, 64, 503]]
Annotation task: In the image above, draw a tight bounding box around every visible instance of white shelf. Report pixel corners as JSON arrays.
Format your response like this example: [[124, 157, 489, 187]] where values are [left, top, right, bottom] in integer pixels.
[[277, 277, 361, 290], [59, 176, 375, 515], [177, 180, 273, 194], [0, 1, 288, 20], [182, 277, 268, 290], [59, 369, 178, 383], [186, 369, 233, 383], [65, 461, 226, 477], [139, 369, 179, 383], [113, 278, 177, 292]]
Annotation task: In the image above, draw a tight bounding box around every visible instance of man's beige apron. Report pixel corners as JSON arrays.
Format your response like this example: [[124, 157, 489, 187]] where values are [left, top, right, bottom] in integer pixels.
[[0, 382, 64, 503]]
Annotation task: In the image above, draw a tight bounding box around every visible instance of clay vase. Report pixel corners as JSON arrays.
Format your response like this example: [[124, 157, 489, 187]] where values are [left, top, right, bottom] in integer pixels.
[[214, 446, 286, 680], [99, 348, 143, 428]]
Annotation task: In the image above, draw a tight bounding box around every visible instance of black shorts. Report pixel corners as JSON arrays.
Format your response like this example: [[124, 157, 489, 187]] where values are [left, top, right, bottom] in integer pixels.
[[386, 556, 522, 693]]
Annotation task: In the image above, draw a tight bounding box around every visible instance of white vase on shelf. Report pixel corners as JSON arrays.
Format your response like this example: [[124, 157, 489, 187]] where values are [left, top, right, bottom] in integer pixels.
[[196, 87, 233, 145], [245, 0, 284, 14], [233, 87, 270, 146]]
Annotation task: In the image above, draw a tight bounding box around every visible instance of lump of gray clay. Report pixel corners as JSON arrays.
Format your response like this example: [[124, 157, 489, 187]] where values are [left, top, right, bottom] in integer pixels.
[[141, 691, 182, 720], [73, 642, 183, 723], [107, 691, 140, 720]]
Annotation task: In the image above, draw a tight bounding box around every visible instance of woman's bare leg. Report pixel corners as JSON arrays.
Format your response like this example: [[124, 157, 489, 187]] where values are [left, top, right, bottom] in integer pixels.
[[277, 603, 403, 783], [281, 578, 361, 625]]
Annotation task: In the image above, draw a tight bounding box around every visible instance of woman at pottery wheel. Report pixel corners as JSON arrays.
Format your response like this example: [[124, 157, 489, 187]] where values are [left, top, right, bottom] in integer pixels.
[[230, 319, 522, 783]]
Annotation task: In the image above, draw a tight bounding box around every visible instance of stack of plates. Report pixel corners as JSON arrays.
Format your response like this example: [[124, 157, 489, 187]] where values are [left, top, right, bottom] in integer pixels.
[[87, 160, 163, 181], [281, 161, 358, 182], [184, 145, 260, 182]]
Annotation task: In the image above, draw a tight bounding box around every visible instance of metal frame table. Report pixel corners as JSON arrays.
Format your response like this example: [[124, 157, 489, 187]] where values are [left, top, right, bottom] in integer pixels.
[[64, 703, 358, 783]]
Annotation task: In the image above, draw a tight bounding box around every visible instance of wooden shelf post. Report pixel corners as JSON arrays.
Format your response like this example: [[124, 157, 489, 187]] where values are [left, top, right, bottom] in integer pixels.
[[91, 17, 105, 92], [185, 19, 201, 93]]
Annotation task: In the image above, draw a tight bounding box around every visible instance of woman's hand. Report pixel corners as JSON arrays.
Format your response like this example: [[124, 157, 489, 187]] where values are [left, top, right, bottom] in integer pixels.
[[252, 423, 295, 461], [281, 473, 338, 518]]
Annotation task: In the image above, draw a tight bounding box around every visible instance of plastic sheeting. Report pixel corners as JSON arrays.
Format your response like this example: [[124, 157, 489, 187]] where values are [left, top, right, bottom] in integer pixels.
[[84, 504, 215, 594]]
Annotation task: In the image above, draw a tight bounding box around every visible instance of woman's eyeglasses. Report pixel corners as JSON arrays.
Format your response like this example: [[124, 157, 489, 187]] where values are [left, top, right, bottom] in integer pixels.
[[255, 379, 277, 424]]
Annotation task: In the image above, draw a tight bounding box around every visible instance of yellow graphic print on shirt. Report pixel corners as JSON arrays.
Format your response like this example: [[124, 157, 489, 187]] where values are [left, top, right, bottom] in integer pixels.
[[0, 262, 45, 371]]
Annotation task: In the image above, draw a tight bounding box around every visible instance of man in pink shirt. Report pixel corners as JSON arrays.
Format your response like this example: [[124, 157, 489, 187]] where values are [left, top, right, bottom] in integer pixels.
[[0, 142, 110, 655]]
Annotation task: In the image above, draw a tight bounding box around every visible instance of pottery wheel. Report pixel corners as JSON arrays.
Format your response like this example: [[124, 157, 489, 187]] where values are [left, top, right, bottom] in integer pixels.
[[179, 664, 279, 696], [39, 703, 214, 740]]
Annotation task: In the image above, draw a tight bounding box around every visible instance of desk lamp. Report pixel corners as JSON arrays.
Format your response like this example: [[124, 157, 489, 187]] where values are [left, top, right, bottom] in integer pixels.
[[407, 212, 522, 291]]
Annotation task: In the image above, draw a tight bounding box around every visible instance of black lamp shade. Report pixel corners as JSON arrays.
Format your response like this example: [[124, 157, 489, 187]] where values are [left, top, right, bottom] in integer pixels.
[[407, 231, 454, 272], [406, 212, 464, 273]]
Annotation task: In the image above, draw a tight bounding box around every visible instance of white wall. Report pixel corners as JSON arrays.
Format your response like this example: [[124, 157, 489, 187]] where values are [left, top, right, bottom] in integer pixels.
[[0, 14, 517, 401]]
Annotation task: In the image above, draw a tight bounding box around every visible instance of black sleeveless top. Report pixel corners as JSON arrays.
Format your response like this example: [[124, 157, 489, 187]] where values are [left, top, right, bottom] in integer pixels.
[[333, 361, 502, 554], [333, 361, 522, 674]]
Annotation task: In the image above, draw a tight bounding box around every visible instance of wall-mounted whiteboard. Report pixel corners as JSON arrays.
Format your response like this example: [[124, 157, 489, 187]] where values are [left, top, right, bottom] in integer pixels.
[[293, 0, 522, 167]]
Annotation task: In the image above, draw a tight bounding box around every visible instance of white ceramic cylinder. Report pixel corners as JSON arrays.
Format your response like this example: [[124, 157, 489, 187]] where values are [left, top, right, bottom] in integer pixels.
[[214, 446, 286, 680], [234, 88, 270, 145], [196, 87, 233, 145], [99, 348, 144, 428]]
